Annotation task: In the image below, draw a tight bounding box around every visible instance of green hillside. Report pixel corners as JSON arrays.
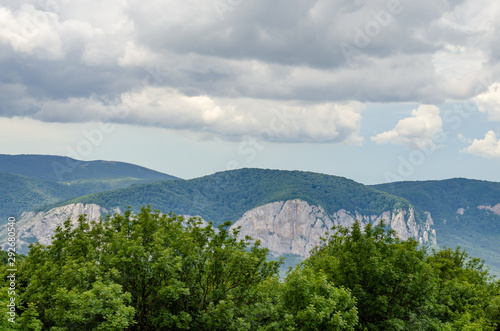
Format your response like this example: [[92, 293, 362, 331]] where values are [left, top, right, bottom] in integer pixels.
[[373, 178, 500, 276], [4, 164, 499, 276], [0, 154, 179, 182], [0, 154, 179, 221], [2, 208, 498, 330], [0, 175, 177, 222], [0, 172, 72, 219], [50, 168, 415, 227]]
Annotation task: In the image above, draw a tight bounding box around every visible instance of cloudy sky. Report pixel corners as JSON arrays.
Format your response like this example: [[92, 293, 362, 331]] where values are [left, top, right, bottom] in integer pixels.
[[1, 0, 500, 184]]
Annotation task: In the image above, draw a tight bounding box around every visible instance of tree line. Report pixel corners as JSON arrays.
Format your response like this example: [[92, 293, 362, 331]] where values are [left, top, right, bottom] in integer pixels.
[[1, 206, 499, 330]]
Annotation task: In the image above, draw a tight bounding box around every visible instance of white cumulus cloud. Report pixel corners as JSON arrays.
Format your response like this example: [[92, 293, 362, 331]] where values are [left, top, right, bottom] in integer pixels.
[[475, 82, 500, 121], [0, 5, 63, 59], [1, 0, 500, 146], [371, 105, 443, 149], [462, 130, 500, 159], [34, 86, 364, 144]]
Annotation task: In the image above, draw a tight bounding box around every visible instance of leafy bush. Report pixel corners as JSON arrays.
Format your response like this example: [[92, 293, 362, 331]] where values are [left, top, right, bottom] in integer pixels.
[[1, 207, 497, 330]]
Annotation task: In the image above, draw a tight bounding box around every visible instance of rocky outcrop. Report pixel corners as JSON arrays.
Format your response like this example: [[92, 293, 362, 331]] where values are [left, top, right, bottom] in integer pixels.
[[0, 203, 111, 253], [1, 199, 437, 257], [231, 199, 334, 257], [0, 204, 210, 254], [230, 199, 437, 257], [477, 204, 500, 216]]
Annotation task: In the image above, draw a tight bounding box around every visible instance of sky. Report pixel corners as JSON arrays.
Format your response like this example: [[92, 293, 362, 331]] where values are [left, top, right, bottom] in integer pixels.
[[1, 0, 500, 184]]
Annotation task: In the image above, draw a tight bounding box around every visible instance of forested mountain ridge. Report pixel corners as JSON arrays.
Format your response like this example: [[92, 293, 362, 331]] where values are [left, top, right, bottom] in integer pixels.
[[0, 154, 179, 221], [373, 178, 500, 221], [0, 172, 175, 221], [0, 172, 73, 220], [46, 168, 416, 227], [0, 154, 179, 182], [373, 178, 500, 277], [7, 169, 436, 265], [1, 156, 499, 276]]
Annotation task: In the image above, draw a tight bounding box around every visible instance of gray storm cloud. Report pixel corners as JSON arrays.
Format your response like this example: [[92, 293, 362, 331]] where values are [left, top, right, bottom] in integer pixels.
[[0, 0, 499, 144]]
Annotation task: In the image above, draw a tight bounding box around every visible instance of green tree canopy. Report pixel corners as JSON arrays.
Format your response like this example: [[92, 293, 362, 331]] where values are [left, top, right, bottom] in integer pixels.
[[1, 207, 359, 330], [7, 207, 284, 330], [305, 220, 500, 331], [1, 207, 498, 330]]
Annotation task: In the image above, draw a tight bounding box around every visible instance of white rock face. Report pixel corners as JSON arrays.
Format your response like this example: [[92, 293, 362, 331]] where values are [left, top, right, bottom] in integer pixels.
[[0, 203, 110, 252], [230, 199, 335, 257], [1, 199, 437, 257], [0, 204, 210, 253], [477, 204, 500, 216], [230, 199, 437, 257]]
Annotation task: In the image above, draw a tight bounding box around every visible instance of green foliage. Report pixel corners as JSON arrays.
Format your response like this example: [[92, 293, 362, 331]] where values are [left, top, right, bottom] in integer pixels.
[[374, 178, 500, 277], [63, 168, 414, 228], [0, 250, 26, 265], [306, 221, 438, 330], [272, 267, 358, 330], [0, 154, 178, 182], [1, 207, 287, 330], [50, 280, 135, 330], [1, 206, 498, 330], [306, 220, 500, 330], [0, 292, 43, 331], [427, 248, 500, 330]]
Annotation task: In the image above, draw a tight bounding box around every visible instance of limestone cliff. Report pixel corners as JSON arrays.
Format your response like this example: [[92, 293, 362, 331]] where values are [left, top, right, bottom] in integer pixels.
[[477, 203, 500, 216], [1, 199, 437, 257], [230, 199, 437, 257], [0, 203, 111, 253], [0, 203, 208, 254]]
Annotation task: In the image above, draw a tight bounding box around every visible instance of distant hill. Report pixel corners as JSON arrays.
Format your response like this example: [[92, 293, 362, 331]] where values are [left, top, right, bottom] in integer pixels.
[[13, 169, 435, 264], [0, 172, 72, 219], [48, 168, 415, 227], [0, 172, 177, 221], [0, 154, 180, 220], [373, 178, 500, 276], [0, 154, 179, 182], [2, 158, 498, 276]]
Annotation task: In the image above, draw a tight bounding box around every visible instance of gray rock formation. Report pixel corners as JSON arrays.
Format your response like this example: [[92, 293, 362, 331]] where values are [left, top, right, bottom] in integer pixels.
[[230, 199, 437, 257], [0, 204, 209, 254], [1, 199, 437, 257], [477, 204, 500, 216], [0, 203, 110, 253]]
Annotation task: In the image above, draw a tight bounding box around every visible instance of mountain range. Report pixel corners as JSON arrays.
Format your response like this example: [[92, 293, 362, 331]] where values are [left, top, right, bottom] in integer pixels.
[[0, 154, 177, 220], [374, 179, 500, 277], [0, 154, 498, 276]]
